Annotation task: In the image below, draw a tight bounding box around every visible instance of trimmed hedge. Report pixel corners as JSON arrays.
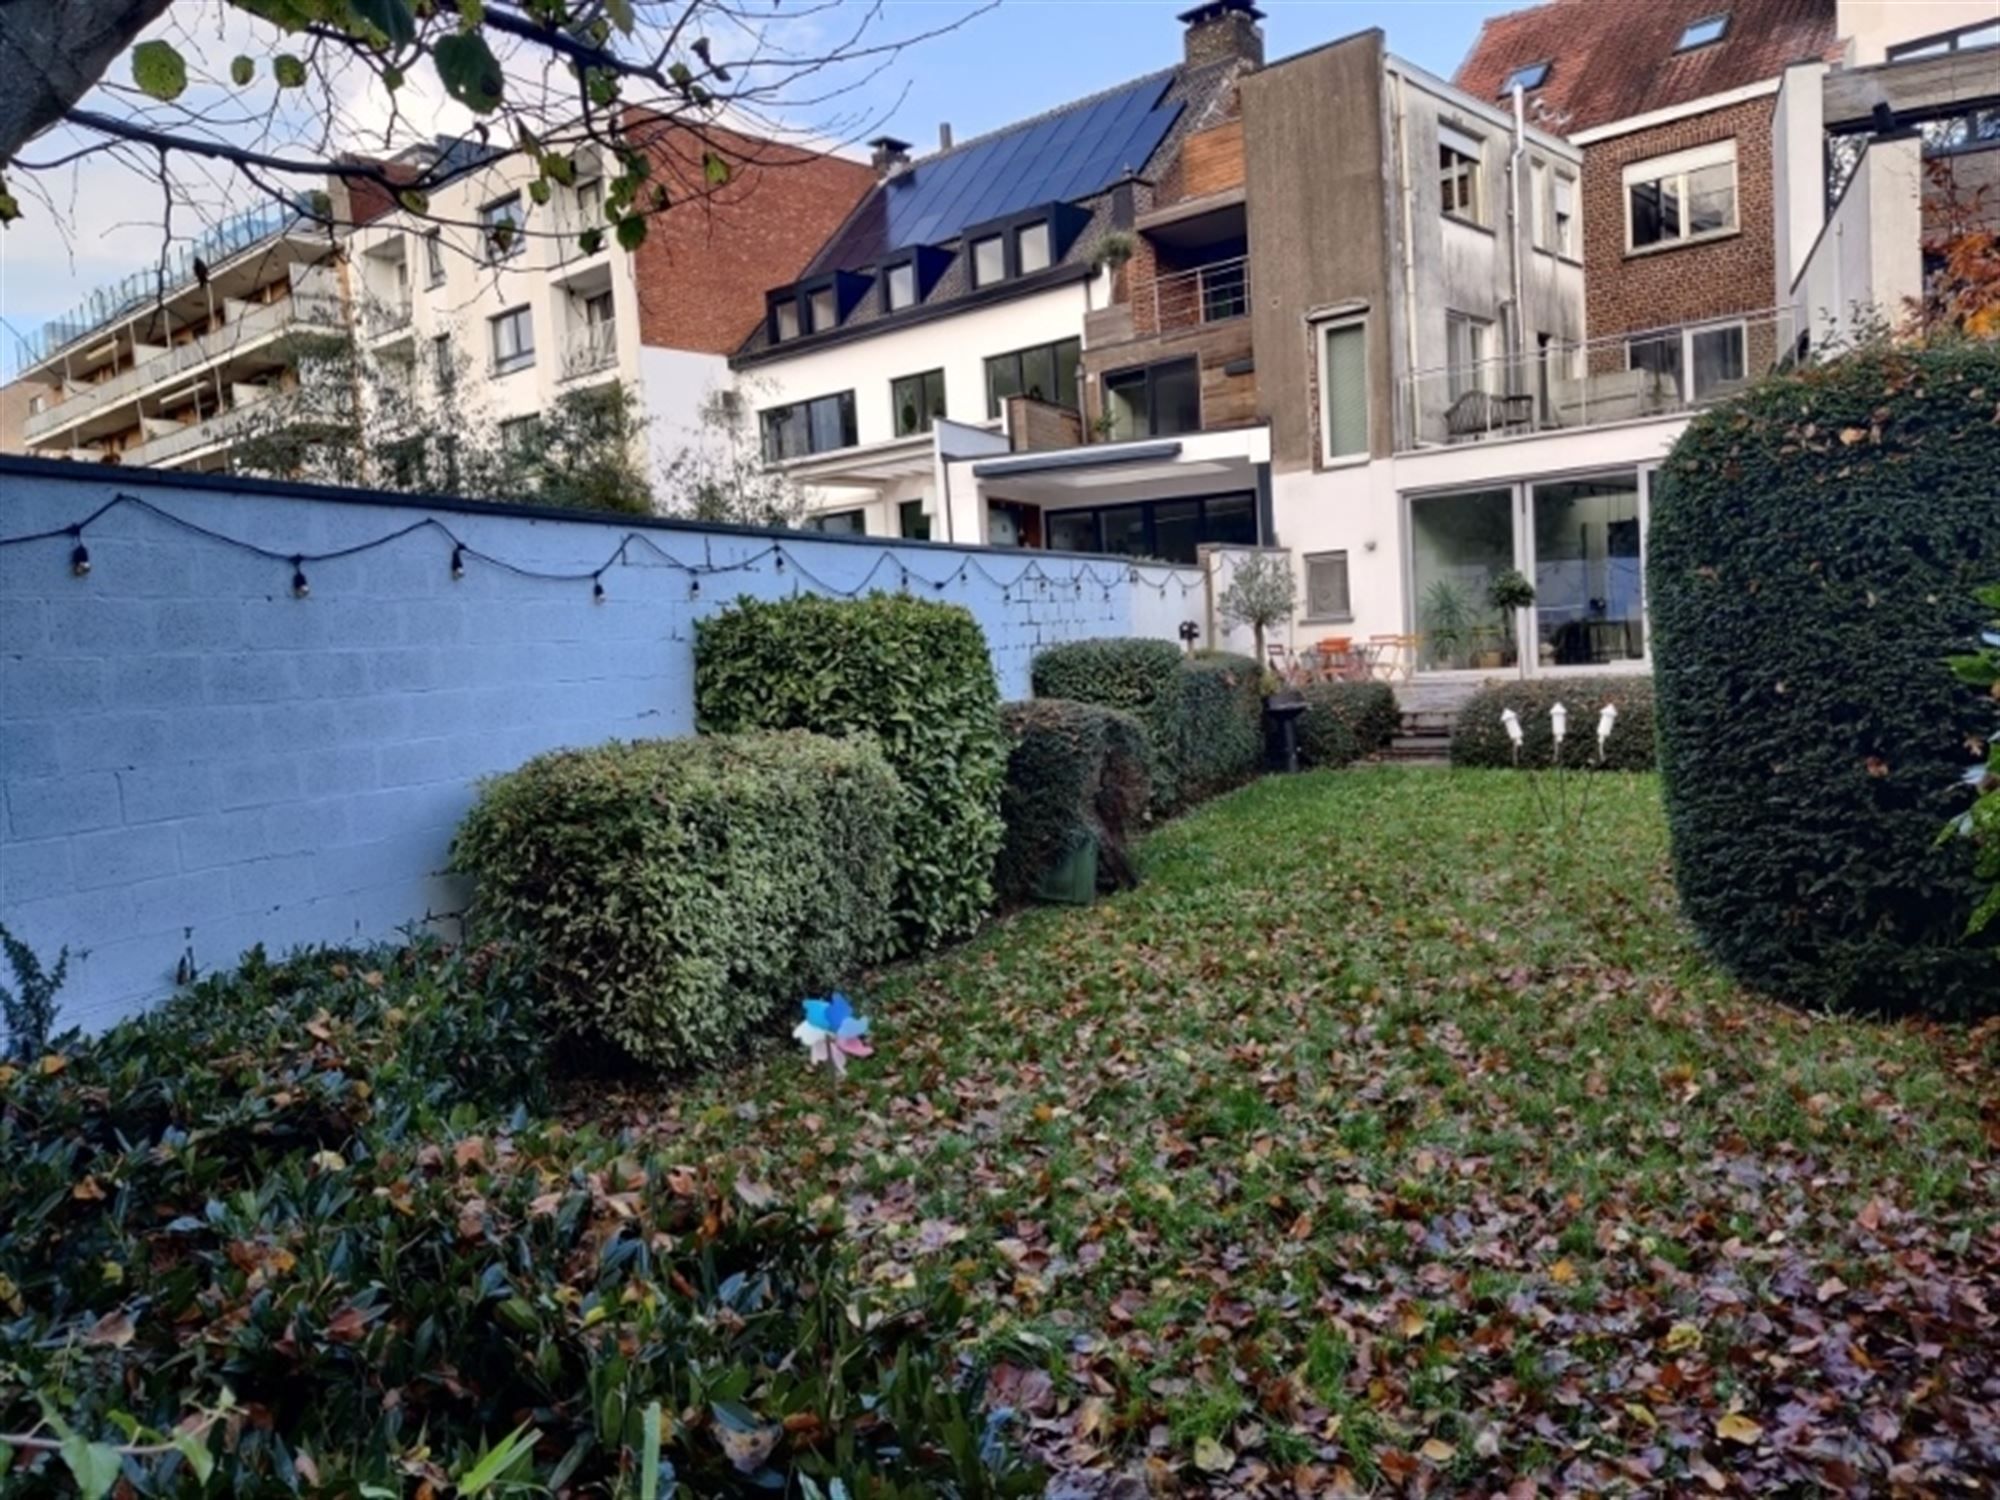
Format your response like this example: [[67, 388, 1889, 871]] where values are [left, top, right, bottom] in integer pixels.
[[1029, 640, 1264, 811], [1030, 638, 1185, 810], [1179, 652, 1265, 802], [1299, 681, 1400, 768], [0, 946, 1043, 1496], [696, 594, 1005, 952], [1450, 677, 1657, 771], [1649, 342, 1997, 1017], [454, 732, 897, 1069], [996, 699, 1151, 903]]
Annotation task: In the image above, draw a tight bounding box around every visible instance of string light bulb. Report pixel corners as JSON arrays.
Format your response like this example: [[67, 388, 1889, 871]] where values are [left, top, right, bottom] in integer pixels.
[[593, 576, 606, 603], [689, 577, 701, 599], [291, 560, 311, 599], [450, 544, 465, 580], [68, 528, 90, 577]]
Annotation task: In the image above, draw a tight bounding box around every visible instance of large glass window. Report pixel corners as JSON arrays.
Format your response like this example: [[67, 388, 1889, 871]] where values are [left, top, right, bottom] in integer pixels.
[[1531, 476, 1645, 666], [1445, 312, 1492, 401], [1305, 552, 1351, 620], [885, 262, 917, 311], [1040, 493, 1255, 564], [760, 391, 857, 461], [1102, 358, 1199, 441], [1017, 220, 1052, 274], [1626, 320, 1747, 402], [1889, 19, 2000, 59], [898, 499, 931, 540], [1047, 511, 1098, 553], [772, 301, 800, 342], [803, 508, 866, 535], [424, 230, 445, 286], [1440, 126, 1484, 223], [985, 337, 1081, 416], [1409, 488, 1517, 672], [1626, 143, 1737, 250], [807, 287, 838, 333], [891, 369, 948, 436]]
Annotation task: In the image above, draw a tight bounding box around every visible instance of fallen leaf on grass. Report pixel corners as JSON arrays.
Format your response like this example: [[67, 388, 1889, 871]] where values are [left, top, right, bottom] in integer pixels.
[[1192, 1437, 1234, 1473], [84, 1310, 135, 1347], [1717, 1412, 1763, 1445]]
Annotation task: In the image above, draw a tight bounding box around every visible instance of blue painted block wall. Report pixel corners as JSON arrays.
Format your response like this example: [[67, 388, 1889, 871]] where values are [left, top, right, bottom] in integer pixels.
[[0, 461, 1203, 1030]]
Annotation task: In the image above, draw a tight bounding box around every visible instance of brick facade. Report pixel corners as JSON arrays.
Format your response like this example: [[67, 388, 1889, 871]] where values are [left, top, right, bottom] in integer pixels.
[[624, 119, 874, 356], [1580, 95, 1782, 339]]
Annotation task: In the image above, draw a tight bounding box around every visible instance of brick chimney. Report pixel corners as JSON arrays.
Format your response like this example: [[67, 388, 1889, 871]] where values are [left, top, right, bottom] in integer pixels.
[[869, 135, 912, 178], [1177, 0, 1264, 69]]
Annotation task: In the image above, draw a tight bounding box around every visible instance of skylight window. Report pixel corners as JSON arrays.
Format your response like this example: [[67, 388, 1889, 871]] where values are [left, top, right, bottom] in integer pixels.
[[1502, 60, 1551, 94], [1677, 13, 1729, 50]]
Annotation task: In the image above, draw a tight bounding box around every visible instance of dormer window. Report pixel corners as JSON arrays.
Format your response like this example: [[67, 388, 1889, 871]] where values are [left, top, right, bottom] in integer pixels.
[[808, 286, 838, 333], [773, 301, 801, 342], [1502, 60, 1550, 94], [1676, 13, 1728, 50], [1017, 221, 1052, 275], [885, 262, 917, 311], [972, 235, 1006, 288]]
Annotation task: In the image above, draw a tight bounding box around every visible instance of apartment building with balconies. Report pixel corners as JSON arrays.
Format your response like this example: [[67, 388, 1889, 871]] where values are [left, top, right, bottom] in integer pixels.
[[8, 197, 359, 472]]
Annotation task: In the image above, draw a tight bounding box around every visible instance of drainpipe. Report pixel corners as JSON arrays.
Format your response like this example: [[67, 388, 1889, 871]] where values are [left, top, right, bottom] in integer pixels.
[[1508, 85, 1527, 393], [1392, 69, 1421, 447]]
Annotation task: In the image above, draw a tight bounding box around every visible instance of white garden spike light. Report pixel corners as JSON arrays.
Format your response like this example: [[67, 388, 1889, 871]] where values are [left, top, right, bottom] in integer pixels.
[[1501, 707, 1524, 748], [1597, 703, 1618, 760], [1550, 702, 1568, 745]]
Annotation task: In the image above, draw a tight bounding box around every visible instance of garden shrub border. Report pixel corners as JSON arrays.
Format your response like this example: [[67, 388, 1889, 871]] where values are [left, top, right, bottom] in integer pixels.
[[996, 699, 1151, 904], [1451, 676, 1657, 772], [1298, 681, 1400, 768]]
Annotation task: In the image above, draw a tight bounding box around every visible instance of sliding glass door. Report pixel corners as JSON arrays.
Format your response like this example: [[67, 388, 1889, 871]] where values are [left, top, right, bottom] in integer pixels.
[[1407, 469, 1649, 677]]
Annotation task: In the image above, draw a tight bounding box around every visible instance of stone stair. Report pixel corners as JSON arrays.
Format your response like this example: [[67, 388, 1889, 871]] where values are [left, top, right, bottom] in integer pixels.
[[1380, 677, 1496, 767]]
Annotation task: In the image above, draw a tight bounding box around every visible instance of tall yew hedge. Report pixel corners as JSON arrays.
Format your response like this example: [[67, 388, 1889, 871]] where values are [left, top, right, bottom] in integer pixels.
[[695, 593, 1005, 953], [1648, 342, 1998, 1016]]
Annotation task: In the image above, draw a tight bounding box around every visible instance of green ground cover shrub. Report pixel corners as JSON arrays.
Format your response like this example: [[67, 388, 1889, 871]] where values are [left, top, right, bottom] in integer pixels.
[[1649, 341, 1997, 1015], [696, 594, 1005, 952], [0, 946, 1042, 1497], [1298, 681, 1400, 768], [995, 699, 1151, 903], [1451, 676, 1657, 771], [454, 732, 897, 1069], [1030, 640, 1263, 811]]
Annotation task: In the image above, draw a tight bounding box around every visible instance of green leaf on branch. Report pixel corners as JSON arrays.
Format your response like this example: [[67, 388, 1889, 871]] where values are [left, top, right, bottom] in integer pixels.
[[398, 188, 430, 214], [383, 65, 404, 89], [274, 53, 308, 88], [702, 152, 731, 188], [615, 214, 647, 252], [539, 152, 574, 187], [132, 40, 189, 101], [307, 189, 334, 219], [0, 183, 20, 226], [58, 1435, 123, 1500], [605, 0, 635, 35], [578, 228, 604, 255], [433, 32, 505, 112], [528, 178, 550, 206], [230, 55, 256, 87]]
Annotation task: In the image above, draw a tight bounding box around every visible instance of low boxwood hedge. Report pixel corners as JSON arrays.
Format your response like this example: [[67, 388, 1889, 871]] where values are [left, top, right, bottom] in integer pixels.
[[1298, 681, 1400, 768], [1650, 342, 1996, 1015], [0, 946, 1043, 1496], [1029, 640, 1264, 811], [996, 699, 1151, 903], [453, 732, 897, 1070], [1451, 677, 1657, 771], [696, 594, 1006, 952]]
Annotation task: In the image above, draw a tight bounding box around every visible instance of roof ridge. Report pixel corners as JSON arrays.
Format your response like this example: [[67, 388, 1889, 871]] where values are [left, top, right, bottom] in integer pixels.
[[902, 63, 1181, 170]]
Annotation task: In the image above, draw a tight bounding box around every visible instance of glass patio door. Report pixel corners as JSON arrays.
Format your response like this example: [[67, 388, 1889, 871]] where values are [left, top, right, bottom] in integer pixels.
[[1528, 475, 1645, 669], [1409, 487, 1521, 672]]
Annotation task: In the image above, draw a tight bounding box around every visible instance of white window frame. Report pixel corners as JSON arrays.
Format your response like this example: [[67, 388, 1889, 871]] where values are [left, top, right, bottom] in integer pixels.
[[1445, 311, 1493, 402], [480, 194, 524, 263], [1530, 158, 1551, 249], [1304, 550, 1353, 622], [1622, 317, 1748, 401], [424, 229, 445, 287], [489, 305, 535, 373], [1622, 140, 1739, 254], [1313, 313, 1370, 467], [1553, 172, 1578, 258]]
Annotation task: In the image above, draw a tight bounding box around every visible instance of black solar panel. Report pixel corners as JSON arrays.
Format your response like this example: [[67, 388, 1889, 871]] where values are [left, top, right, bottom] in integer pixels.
[[812, 72, 1183, 271]]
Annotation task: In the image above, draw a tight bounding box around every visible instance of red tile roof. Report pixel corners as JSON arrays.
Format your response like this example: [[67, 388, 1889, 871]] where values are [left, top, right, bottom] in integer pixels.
[[1453, 0, 1839, 134]]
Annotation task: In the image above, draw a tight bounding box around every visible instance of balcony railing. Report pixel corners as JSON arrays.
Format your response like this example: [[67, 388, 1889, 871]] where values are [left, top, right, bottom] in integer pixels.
[[1396, 308, 1797, 451], [1140, 256, 1249, 335], [560, 320, 618, 379], [22, 293, 345, 445], [365, 298, 413, 338]]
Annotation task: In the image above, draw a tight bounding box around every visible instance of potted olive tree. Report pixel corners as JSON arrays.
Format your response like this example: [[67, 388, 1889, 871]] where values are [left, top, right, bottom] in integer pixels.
[[1487, 568, 1537, 678], [1219, 551, 1309, 770]]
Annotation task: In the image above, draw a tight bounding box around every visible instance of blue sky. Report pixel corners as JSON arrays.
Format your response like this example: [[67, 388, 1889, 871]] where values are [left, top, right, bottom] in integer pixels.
[[0, 0, 1518, 380]]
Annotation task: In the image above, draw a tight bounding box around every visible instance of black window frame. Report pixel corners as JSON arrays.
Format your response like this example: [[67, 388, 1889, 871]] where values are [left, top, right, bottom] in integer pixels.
[[1501, 60, 1551, 94], [984, 336, 1082, 418], [1101, 356, 1201, 441], [890, 368, 948, 437], [759, 390, 859, 463], [883, 260, 919, 313], [801, 507, 867, 535], [1887, 19, 2000, 60], [424, 228, 446, 287], [480, 194, 525, 262], [1042, 492, 1259, 565], [488, 305, 535, 374], [898, 499, 932, 540]]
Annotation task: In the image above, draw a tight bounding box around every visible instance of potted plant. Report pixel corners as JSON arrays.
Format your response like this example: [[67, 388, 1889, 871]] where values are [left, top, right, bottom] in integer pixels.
[[1421, 579, 1472, 670], [1486, 568, 1537, 678], [1219, 552, 1309, 768], [1092, 231, 1136, 297]]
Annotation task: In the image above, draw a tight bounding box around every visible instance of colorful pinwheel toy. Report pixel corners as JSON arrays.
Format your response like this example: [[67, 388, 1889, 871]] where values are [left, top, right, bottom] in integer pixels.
[[794, 993, 872, 1075]]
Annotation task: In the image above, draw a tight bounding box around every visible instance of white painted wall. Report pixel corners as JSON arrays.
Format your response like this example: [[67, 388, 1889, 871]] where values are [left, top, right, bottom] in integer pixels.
[[639, 345, 732, 474], [1837, 0, 1999, 64], [739, 283, 1092, 459], [1772, 63, 1831, 302], [1794, 134, 1926, 348], [1272, 418, 1688, 644]]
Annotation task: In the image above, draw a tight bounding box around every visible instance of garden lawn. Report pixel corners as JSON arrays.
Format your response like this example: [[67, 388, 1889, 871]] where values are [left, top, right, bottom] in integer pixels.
[[608, 769, 2000, 1495]]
